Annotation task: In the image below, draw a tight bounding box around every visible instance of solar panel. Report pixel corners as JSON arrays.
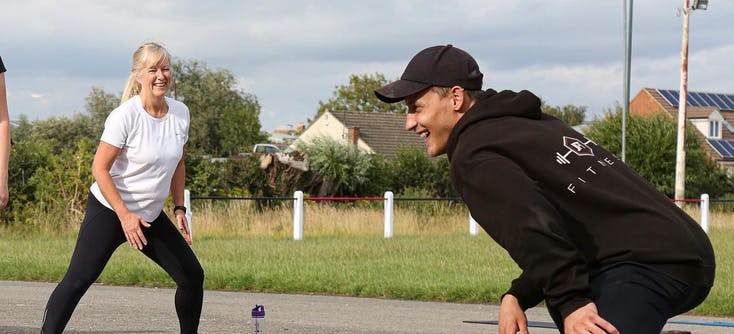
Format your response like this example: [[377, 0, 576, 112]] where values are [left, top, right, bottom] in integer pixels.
[[706, 93, 734, 109], [723, 141, 734, 157], [721, 142, 734, 157], [721, 141, 734, 158], [721, 94, 734, 109], [655, 89, 734, 110], [708, 94, 727, 109], [703, 93, 724, 109], [707, 139, 734, 158], [688, 92, 703, 107], [708, 140, 726, 157], [657, 89, 679, 106], [695, 92, 710, 107]]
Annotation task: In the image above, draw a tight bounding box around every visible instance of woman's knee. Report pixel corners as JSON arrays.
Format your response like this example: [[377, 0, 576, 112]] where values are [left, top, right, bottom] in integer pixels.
[[190, 264, 204, 287], [59, 275, 96, 295], [176, 262, 204, 289]]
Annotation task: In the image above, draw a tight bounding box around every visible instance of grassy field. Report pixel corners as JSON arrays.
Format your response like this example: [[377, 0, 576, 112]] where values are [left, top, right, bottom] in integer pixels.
[[1, 201, 732, 316]]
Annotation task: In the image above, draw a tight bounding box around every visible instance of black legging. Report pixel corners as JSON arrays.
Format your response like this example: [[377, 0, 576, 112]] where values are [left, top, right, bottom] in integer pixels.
[[42, 193, 204, 334]]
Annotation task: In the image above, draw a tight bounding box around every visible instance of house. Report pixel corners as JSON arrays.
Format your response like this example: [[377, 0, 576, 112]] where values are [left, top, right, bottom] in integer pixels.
[[630, 88, 734, 171], [269, 122, 305, 144], [293, 110, 427, 159]]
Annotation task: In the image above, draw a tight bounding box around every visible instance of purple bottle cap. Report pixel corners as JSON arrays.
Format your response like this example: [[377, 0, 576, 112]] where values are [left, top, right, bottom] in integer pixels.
[[252, 304, 265, 318]]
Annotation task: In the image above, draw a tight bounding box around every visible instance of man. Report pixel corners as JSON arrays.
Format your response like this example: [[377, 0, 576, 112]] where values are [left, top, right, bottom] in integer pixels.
[[374, 45, 714, 334]]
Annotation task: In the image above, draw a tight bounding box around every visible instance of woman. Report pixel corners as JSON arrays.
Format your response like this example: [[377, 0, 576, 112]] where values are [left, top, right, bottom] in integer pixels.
[[42, 42, 204, 334], [0, 56, 10, 210]]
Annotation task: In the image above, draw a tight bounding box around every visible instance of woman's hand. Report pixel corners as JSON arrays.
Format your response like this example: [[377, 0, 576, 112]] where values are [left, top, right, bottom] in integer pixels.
[[0, 186, 8, 210], [175, 211, 192, 245], [119, 211, 151, 250]]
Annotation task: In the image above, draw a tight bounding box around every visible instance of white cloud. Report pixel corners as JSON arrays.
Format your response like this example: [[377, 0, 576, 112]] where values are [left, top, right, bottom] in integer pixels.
[[2, 0, 733, 131]]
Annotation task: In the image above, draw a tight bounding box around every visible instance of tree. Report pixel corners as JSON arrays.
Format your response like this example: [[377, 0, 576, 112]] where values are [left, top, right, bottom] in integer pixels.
[[315, 73, 407, 122], [173, 60, 267, 156], [10, 115, 34, 143], [542, 100, 587, 126], [389, 146, 453, 197], [29, 138, 95, 222], [84, 86, 120, 136], [584, 109, 733, 198], [1, 138, 53, 226], [295, 136, 382, 197], [24, 116, 97, 153], [14, 88, 118, 154]]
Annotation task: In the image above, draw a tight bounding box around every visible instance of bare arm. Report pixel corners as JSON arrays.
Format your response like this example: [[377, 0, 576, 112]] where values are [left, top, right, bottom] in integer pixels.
[[170, 153, 186, 208], [0, 73, 10, 209], [92, 141, 150, 249], [170, 153, 191, 244]]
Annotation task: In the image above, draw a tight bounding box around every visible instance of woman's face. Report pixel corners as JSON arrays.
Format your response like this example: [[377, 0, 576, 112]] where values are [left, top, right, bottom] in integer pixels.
[[137, 57, 171, 98]]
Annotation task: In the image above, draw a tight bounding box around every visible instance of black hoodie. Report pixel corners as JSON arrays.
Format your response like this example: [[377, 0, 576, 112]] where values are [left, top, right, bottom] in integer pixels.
[[446, 89, 715, 319]]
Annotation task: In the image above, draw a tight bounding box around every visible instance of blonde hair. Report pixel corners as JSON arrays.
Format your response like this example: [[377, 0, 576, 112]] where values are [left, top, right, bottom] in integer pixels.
[[120, 42, 173, 104]]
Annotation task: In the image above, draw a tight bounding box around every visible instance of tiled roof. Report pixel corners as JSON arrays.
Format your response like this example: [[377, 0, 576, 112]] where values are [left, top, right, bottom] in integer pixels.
[[643, 88, 678, 116], [329, 111, 427, 158], [643, 87, 733, 115], [686, 106, 720, 118], [638, 88, 720, 158]]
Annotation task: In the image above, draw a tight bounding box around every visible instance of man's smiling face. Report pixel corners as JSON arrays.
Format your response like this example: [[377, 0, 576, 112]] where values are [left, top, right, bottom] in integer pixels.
[[404, 87, 463, 157]]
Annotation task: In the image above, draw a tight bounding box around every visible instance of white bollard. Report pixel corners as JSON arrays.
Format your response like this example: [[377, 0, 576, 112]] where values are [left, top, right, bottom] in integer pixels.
[[384, 191, 394, 239], [184, 189, 192, 240], [293, 191, 304, 240], [700, 193, 709, 234], [469, 215, 479, 236]]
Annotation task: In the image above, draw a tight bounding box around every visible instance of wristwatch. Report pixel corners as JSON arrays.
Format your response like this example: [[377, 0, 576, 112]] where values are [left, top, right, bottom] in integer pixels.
[[173, 205, 187, 214]]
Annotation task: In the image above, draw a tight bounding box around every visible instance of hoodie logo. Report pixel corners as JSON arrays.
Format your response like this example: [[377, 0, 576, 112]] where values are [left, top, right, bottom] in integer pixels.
[[556, 136, 596, 164], [555, 135, 617, 194]]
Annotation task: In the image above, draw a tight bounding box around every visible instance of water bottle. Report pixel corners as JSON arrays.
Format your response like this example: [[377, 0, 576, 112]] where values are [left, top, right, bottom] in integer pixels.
[[251, 304, 265, 333]]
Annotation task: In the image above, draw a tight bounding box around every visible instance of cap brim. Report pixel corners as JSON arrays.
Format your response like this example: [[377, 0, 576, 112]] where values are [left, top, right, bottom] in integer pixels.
[[374, 80, 430, 103]]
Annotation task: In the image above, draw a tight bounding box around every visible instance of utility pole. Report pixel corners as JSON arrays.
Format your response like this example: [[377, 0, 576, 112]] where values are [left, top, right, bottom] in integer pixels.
[[674, 0, 709, 207], [674, 0, 691, 208]]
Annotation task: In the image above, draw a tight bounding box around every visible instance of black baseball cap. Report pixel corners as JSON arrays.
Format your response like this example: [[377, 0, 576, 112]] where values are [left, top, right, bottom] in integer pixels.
[[374, 44, 483, 103]]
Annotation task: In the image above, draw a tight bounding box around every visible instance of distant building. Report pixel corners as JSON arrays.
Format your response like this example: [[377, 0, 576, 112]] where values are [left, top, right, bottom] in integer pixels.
[[630, 87, 734, 172], [293, 111, 427, 159], [269, 122, 305, 144]]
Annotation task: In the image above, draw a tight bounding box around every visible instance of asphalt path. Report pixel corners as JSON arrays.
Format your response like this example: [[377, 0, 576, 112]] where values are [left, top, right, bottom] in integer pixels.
[[1, 280, 731, 333]]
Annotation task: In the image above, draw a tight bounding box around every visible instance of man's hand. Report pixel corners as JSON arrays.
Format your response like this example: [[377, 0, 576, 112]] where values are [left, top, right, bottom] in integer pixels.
[[563, 303, 618, 334], [499, 294, 529, 334]]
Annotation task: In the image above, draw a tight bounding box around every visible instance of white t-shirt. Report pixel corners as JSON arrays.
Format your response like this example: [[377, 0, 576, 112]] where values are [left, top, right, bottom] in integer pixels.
[[90, 95, 190, 222]]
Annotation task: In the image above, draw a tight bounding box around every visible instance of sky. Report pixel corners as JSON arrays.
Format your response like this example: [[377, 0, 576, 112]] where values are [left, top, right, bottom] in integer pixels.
[[2, 0, 732, 133]]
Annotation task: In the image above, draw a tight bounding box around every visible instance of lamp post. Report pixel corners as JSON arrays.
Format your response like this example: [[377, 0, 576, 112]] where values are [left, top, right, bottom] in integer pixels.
[[674, 0, 708, 207], [622, 0, 633, 162]]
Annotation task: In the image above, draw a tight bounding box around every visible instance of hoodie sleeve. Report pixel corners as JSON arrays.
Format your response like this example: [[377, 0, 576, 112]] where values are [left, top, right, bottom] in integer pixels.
[[503, 270, 544, 310], [454, 151, 592, 319]]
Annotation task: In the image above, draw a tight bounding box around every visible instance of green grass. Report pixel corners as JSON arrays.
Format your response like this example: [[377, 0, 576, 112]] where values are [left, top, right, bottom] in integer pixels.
[[696, 230, 734, 315], [1, 233, 519, 302], [1, 230, 733, 316]]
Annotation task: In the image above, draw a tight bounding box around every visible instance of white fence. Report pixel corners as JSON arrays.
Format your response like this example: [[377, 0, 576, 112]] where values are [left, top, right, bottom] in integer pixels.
[[184, 191, 711, 240], [289, 192, 711, 240]]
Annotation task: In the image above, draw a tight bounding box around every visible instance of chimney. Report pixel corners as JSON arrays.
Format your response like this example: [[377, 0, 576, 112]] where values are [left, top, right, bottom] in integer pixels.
[[347, 127, 360, 145]]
